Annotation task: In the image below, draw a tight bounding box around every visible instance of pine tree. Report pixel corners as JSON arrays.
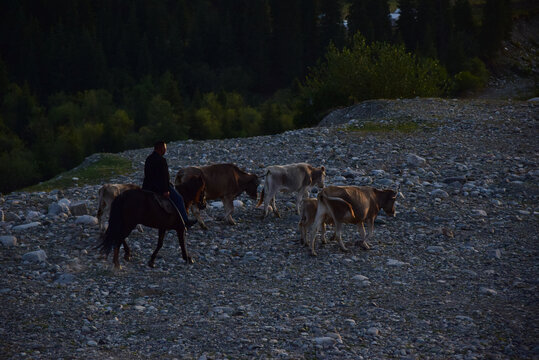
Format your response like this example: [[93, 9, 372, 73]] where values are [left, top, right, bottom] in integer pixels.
[[480, 0, 512, 60]]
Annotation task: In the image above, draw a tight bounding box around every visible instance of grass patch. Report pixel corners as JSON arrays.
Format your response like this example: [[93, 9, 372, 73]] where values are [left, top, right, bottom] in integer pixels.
[[22, 153, 134, 193], [345, 119, 437, 134]]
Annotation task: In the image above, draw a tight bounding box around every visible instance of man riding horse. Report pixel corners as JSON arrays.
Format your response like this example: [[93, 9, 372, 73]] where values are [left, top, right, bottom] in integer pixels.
[[143, 141, 197, 229]]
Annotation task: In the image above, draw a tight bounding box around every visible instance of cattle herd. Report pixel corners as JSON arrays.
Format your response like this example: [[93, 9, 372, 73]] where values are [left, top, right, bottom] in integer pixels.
[[98, 162, 402, 265]]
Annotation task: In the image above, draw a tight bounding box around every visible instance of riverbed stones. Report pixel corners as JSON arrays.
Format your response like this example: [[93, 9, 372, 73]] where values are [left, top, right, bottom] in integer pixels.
[[0, 98, 537, 359]]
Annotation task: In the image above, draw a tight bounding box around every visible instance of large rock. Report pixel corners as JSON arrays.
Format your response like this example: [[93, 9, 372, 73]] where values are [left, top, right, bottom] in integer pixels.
[[22, 249, 47, 263], [0, 235, 17, 247], [12, 222, 41, 231], [69, 201, 89, 216], [406, 153, 427, 167], [48, 202, 70, 216], [75, 215, 98, 225]]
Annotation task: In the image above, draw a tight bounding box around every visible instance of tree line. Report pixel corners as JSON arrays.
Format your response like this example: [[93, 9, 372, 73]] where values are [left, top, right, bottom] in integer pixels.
[[0, 0, 514, 193]]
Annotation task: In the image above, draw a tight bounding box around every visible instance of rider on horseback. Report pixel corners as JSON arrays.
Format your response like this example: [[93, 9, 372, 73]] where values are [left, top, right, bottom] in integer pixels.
[[142, 141, 198, 229]]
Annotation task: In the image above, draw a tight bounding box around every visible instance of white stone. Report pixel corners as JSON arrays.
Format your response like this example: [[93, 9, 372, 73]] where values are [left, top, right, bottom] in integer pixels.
[[480, 287, 497, 296], [406, 153, 426, 167], [430, 189, 449, 198], [75, 215, 98, 225], [22, 249, 47, 263], [387, 259, 408, 266], [352, 275, 369, 281], [367, 327, 380, 336], [426, 246, 444, 253], [12, 222, 41, 231]]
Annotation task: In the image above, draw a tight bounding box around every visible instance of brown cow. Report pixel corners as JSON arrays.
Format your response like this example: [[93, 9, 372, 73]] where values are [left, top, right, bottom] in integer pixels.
[[257, 163, 326, 218], [309, 185, 400, 256], [298, 198, 335, 246], [97, 183, 140, 233], [174, 163, 259, 228]]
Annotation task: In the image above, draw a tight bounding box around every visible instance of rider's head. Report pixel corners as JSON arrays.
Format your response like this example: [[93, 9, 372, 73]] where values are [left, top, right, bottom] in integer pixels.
[[154, 141, 167, 156]]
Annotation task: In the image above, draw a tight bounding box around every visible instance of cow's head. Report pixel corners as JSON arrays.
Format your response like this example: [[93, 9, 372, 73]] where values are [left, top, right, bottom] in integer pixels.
[[377, 189, 398, 217], [312, 166, 326, 188], [244, 174, 260, 200]]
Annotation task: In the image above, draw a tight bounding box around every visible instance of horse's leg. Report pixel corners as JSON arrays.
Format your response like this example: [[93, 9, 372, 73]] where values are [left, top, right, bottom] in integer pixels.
[[122, 239, 131, 261], [148, 229, 166, 268], [177, 227, 194, 264], [113, 246, 121, 269]]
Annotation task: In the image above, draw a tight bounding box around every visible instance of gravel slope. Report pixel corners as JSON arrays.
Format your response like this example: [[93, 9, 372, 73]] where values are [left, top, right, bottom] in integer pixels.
[[1, 98, 538, 359]]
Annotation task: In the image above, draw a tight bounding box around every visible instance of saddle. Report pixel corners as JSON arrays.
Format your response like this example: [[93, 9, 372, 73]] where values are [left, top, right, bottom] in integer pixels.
[[141, 190, 180, 217]]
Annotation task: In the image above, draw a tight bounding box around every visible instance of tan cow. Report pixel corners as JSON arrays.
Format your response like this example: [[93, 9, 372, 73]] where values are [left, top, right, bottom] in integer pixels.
[[309, 185, 400, 256], [96, 183, 141, 233], [257, 163, 326, 218], [175, 164, 259, 228]]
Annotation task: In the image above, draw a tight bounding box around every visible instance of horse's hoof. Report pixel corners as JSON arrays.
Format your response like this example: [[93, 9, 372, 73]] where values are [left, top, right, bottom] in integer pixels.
[[201, 224, 209, 230], [340, 247, 349, 252], [114, 264, 122, 271], [124, 255, 131, 261], [310, 251, 317, 257], [358, 241, 371, 250], [186, 257, 195, 264], [148, 261, 155, 268]]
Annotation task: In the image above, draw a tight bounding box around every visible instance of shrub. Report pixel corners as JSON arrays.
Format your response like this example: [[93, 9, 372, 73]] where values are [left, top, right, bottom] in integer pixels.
[[297, 34, 449, 126]]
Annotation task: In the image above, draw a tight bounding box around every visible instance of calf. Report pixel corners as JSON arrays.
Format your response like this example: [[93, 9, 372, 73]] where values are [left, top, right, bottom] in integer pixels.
[[258, 163, 325, 218], [298, 198, 335, 246], [96, 183, 140, 233], [309, 185, 399, 256], [175, 164, 259, 228]]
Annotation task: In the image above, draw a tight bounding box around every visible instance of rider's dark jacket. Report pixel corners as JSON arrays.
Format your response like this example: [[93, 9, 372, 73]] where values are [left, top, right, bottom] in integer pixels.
[[142, 151, 170, 194]]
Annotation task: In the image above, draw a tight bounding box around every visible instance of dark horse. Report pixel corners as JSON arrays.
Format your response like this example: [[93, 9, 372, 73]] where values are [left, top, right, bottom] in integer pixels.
[[98, 175, 206, 269]]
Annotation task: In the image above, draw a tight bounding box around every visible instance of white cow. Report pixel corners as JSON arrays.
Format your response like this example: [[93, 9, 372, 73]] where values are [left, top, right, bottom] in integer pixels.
[[257, 163, 325, 218], [96, 183, 140, 233]]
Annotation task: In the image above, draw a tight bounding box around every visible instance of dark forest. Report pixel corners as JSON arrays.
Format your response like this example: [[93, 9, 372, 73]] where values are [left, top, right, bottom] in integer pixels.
[[0, 0, 516, 193]]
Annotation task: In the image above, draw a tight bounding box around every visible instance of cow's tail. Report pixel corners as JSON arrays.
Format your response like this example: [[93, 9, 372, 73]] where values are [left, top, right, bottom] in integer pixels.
[[319, 192, 355, 222], [97, 195, 124, 255]]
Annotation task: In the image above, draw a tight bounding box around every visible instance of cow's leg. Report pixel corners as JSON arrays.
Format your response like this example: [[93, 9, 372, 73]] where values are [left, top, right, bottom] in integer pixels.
[[299, 221, 306, 245], [335, 223, 348, 252], [97, 203, 109, 233], [356, 221, 371, 250], [223, 196, 236, 225], [296, 190, 307, 215], [148, 229, 166, 268], [320, 222, 327, 244], [310, 215, 325, 256], [271, 196, 280, 218], [177, 227, 193, 264], [191, 204, 208, 229]]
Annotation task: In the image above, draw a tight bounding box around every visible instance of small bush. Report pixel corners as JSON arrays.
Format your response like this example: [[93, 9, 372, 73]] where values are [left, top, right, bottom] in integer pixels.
[[297, 34, 449, 127]]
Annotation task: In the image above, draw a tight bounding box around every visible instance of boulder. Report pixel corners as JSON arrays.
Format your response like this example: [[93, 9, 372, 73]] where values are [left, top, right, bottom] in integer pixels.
[[406, 153, 427, 167], [0, 235, 17, 247], [75, 215, 98, 225], [69, 201, 89, 216], [22, 249, 47, 263]]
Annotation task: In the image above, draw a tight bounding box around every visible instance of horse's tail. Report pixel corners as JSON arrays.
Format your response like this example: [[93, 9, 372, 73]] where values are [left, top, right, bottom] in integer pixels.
[[97, 194, 124, 255]]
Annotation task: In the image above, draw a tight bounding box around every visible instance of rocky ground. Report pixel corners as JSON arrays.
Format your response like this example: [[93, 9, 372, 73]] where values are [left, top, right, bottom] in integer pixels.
[[1, 98, 538, 359]]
